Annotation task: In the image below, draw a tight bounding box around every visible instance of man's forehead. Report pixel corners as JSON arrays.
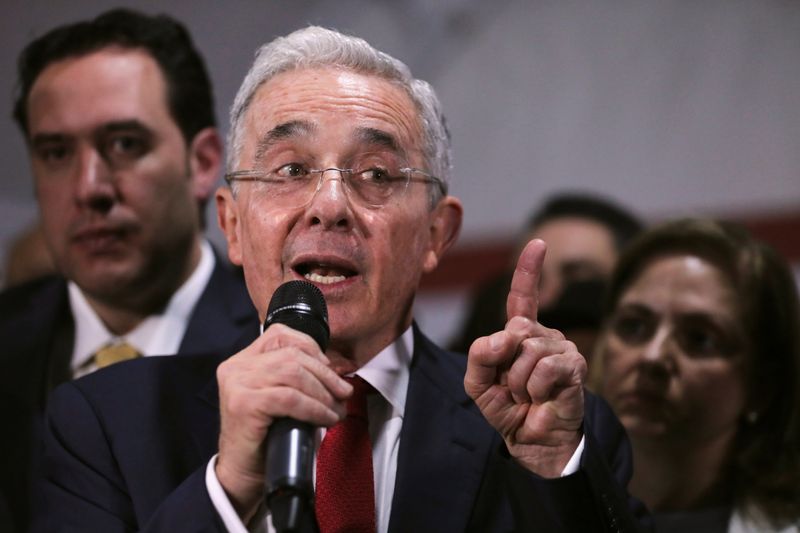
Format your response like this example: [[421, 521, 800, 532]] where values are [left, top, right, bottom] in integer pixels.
[[252, 119, 407, 159], [27, 47, 170, 134], [32, 47, 165, 95], [243, 67, 423, 154]]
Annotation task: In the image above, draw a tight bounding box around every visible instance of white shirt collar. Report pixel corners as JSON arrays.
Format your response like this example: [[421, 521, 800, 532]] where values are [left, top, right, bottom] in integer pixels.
[[69, 240, 216, 374], [354, 326, 413, 418]]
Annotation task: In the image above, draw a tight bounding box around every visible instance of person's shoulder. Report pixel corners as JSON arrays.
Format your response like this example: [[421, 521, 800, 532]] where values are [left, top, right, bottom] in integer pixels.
[[78, 351, 225, 390], [53, 352, 225, 418], [0, 275, 64, 315], [0, 276, 66, 351]]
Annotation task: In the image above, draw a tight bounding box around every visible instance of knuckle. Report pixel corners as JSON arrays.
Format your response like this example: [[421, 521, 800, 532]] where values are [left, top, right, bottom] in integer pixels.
[[216, 356, 243, 386], [520, 337, 544, 358], [571, 353, 588, 377], [283, 360, 306, 382], [563, 339, 578, 354], [224, 391, 250, 416], [507, 315, 533, 331], [216, 361, 230, 382], [272, 388, 302, 413], [537, 355, 559, 376]]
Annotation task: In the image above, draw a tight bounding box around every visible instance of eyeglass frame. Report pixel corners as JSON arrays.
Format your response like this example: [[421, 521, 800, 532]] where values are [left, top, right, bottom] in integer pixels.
[[224, 164, 448, 208]]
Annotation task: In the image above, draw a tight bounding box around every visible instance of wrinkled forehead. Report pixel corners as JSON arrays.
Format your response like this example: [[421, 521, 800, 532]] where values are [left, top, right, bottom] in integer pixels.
[[238, 67, 424, 166]]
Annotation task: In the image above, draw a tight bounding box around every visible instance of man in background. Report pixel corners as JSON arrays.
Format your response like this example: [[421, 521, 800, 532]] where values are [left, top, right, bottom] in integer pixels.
[[0, 9, 258, 531], [450, 192, 643, 359]]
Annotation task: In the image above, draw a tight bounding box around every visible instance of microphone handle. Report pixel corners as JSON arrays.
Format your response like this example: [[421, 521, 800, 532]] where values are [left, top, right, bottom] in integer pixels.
[[262, 280, 328, 532], [266, 418, 319, 533]]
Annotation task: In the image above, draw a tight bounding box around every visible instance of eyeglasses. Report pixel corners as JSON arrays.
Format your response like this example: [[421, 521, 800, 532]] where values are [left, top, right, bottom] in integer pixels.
[[224, 153, 446, 209]]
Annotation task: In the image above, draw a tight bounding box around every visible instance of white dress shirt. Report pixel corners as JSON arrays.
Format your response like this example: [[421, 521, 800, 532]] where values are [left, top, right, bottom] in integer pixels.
[[70, 240, 215, 378], [206, 325, 585, 532]]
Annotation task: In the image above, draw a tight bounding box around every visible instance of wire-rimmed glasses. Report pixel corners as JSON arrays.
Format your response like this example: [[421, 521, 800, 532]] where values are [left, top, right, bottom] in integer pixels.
[[224, 152, 446, 209]]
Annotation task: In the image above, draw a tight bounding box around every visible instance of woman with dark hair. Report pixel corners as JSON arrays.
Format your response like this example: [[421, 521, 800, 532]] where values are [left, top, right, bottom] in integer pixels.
[[593, 218, 800, 532]]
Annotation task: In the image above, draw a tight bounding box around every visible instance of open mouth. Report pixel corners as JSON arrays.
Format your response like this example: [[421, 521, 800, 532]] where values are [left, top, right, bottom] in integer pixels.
[[294, 262, 358, 285]]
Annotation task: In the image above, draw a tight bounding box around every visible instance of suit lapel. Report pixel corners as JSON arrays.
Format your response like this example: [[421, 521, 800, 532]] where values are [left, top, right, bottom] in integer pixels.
[[388, 327, 498, 533], [179, 249, 258, 355]]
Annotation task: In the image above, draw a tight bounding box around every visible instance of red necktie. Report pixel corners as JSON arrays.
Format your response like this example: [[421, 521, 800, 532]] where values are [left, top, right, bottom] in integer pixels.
[[315, 376, 375, 533]]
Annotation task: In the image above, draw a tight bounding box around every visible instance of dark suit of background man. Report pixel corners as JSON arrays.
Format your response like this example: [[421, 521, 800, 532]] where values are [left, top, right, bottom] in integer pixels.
[[35, 25, 647, 532], [0, 9, 259, 532]]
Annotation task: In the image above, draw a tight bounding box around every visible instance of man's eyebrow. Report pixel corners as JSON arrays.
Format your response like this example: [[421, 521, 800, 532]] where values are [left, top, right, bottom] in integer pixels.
[[254, 120, 315, 160], [98, 120, 152, 135], [354, 127, 403, 155], [30, 120, 152, 146], [30, 133, 69, 147]]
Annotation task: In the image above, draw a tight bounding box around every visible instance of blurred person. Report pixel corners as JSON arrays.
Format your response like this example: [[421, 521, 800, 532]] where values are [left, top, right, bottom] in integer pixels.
[[0, 9, 258, 532], [3, 220, 56, 288], [593, 218, 800, 532], [35, 26, 644, 532], [450, 192, 643, 357]]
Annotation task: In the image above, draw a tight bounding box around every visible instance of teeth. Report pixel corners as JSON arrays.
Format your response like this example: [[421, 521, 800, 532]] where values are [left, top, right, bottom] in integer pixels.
[[305, 272, 346, 284]]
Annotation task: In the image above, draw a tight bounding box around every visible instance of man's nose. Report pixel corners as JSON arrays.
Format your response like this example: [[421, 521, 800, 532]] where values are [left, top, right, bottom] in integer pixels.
[[305, 169, 353, 230], [74, 147, 115, 212], [314, 169, 349, 197]]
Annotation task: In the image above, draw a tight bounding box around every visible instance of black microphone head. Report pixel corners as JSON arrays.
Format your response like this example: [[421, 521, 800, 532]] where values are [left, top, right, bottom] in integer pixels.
[[265, 280, 329, 351]]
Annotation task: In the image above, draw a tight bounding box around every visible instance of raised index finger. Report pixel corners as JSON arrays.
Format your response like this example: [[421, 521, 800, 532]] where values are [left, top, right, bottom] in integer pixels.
[[506, 239, 546, 323]]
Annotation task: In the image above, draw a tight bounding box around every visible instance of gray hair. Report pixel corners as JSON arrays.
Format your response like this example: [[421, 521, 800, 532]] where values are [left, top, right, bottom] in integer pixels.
[[227, 26, 451, 205]]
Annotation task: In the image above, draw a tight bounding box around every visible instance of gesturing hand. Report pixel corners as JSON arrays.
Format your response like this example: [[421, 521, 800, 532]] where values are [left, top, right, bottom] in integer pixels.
[[464, 239, 586, 477]]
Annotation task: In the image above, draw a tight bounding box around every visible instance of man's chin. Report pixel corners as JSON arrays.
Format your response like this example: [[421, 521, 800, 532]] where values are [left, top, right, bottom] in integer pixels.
[[69, 263, 141, 297]]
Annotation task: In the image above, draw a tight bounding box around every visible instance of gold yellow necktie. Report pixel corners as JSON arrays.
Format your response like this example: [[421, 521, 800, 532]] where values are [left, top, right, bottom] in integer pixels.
[[93, 341, 141, 369]]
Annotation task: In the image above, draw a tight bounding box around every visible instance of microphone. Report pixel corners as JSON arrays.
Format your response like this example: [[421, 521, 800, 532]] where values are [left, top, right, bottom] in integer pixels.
[[264, 280, 329, 533]]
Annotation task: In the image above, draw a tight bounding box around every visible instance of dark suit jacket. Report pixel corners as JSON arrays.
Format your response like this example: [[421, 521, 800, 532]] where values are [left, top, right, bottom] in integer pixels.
[[33, 325, 644, 532], [0, 253, 259, 533]]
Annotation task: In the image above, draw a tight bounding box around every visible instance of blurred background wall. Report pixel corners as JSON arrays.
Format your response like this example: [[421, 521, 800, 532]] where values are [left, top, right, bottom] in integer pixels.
[[3, 0, 799, 345]]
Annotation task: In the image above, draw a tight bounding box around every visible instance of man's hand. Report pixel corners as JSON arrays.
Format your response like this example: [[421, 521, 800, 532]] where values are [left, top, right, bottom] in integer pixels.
[[464, 239, 586, 477], [215, 324, 352, 521]]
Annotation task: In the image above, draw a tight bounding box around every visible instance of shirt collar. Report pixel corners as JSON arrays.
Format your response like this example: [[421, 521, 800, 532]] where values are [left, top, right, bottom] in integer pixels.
[[354, 325, 413, 418], [69, 239, 215, 371]]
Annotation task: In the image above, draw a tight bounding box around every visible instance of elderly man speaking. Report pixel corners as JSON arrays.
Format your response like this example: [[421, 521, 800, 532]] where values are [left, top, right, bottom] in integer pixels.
[[35, 26, 642, 533]]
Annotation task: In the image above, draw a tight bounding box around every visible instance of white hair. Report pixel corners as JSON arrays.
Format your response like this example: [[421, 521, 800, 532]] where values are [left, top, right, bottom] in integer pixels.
[[227, 26, 451, 204]]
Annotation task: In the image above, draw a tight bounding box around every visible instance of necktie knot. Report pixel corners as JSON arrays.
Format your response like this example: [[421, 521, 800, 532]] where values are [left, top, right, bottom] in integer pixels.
[[94, 341, 141, 369], [344, 375, 372, 420]]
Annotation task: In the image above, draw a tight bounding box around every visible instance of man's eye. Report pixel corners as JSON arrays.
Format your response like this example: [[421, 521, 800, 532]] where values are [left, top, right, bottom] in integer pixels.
[[104, 135, 149, 161], [37, 145, 71, 164], [357, 167, 393, 184], [274, 163, 309, 179]]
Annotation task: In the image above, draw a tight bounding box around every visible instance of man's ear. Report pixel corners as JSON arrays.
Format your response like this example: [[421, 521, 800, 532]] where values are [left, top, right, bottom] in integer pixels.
[[215, 186, 243, 266], [422, 196, 463, 273], [188, 127, 223, 202]]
